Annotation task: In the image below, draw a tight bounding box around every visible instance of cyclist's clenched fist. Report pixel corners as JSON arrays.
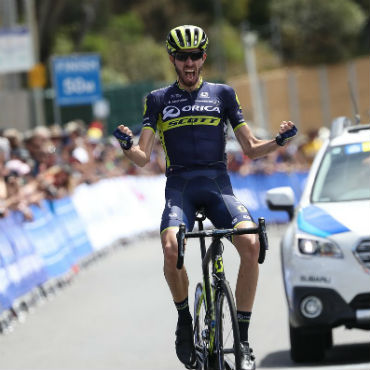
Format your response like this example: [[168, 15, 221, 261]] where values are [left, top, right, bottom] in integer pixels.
[[275, 120, 297, 146], [113, 124, 133, 150], [116, 124, 133, 137], [278, 120, 295, 134]]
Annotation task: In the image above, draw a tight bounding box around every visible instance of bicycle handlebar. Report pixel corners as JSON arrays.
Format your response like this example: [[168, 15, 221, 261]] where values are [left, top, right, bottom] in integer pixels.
[[176, 217, 269, 270]]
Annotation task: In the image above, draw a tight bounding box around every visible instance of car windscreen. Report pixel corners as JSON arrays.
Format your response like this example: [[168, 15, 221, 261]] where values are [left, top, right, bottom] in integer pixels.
[[311, 142, 370, 202]]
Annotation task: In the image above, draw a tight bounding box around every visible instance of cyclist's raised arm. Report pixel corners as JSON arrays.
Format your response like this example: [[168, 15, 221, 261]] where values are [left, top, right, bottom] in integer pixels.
[[114, 124, 156, 167], [224, 84, 296, 160], [234, 124, 276, 160], [234, 121, 297, 160]]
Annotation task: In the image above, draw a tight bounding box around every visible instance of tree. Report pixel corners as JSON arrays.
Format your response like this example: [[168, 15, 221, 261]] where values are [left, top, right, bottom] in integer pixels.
[[270, 0, 366, 64], [352, 0, 370, 54], [35, 0, 367, 83], [80, 12, 174, 83]]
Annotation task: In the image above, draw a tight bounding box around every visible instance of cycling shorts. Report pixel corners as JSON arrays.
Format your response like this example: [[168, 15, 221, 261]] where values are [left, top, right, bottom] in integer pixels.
[[160, 168, 254, 233]]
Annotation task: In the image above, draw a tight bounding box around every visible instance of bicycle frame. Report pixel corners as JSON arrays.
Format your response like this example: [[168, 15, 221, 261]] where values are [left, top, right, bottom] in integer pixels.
[[176, 212, 268, 369], [194, 215, 227, 362]]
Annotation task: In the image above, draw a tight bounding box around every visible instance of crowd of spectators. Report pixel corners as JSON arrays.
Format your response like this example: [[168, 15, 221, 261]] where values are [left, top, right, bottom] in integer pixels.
[[1, 120, 118, 221], [0, 119, 324, 222], [226, 126, 327, 175]]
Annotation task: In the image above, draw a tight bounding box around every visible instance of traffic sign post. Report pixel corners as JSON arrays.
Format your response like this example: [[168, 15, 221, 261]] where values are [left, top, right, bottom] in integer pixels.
[[51, 54, 102, 124]]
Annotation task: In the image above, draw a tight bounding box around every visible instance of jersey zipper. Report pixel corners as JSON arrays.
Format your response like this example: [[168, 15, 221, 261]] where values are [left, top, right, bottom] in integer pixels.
[[188, 90, 197, 163]]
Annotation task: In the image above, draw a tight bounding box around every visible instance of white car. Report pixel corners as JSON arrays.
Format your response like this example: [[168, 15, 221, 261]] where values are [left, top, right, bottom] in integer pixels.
[[266, 117, 370, 362]]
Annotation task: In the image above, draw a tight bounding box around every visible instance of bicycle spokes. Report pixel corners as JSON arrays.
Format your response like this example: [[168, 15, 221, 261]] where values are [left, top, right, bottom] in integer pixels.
[[216, 283, 242, 370]]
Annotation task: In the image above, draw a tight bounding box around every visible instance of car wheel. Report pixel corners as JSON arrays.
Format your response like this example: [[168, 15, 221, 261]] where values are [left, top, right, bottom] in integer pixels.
[[289, 324, 329, 362]]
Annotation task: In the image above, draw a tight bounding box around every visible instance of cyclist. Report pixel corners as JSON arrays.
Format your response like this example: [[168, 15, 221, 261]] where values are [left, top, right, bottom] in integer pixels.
[[113, 25, 297, 370]]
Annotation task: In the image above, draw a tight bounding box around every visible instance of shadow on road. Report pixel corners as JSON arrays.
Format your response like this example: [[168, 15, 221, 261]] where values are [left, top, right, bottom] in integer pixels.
[[259, 342, 370, 368]]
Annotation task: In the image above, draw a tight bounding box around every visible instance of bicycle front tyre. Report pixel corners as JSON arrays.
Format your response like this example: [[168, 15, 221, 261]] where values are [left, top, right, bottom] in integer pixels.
[[215, 281, 241, 370], [194, 282, 209, 368]]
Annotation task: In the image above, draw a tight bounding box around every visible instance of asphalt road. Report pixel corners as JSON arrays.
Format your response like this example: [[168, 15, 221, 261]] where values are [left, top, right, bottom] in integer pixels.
[[0, 225, 369, 370]]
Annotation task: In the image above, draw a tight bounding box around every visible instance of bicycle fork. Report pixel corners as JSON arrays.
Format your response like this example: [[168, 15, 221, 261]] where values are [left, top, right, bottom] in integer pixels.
[[199, 237, 226, 365]]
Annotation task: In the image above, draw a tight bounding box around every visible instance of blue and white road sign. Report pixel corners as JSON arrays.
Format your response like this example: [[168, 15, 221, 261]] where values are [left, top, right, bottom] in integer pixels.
[[52, 54, 102, 106]]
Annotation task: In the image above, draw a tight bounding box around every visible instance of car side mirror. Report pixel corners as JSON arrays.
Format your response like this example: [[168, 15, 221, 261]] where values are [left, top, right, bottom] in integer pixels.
[[266, 186, 295, 221]]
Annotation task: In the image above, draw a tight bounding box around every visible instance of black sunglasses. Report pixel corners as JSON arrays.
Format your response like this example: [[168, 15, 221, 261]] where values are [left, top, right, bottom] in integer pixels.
[[174, 51, 204, 61]]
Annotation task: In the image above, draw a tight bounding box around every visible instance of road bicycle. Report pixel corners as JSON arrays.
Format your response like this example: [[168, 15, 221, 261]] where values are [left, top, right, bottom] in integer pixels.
[[176, 209, 269, 370]]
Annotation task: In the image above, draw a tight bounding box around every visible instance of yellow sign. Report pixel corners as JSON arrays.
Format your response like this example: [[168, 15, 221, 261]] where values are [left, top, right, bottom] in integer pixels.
[[28, 63, 46, 88]]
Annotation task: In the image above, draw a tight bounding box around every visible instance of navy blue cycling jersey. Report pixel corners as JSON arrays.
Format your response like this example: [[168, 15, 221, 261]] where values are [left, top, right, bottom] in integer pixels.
[[142, 79, 247, 175]]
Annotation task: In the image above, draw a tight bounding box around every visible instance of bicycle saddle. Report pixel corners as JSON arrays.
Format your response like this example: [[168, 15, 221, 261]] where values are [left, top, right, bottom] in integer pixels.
[[195, 207, 207, 221]]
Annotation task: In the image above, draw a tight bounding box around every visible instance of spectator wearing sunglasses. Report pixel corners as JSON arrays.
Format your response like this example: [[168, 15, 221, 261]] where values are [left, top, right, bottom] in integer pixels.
[[113, 25, 297, 370]]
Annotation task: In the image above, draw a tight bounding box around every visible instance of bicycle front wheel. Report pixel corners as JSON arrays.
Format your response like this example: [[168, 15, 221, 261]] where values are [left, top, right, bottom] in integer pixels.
[[215, 281, 241, 370], [194, 283, 208, 362]]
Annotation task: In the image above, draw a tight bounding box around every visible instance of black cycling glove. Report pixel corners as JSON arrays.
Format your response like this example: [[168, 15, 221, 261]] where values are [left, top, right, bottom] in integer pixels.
[[113, 128, 133, 150], [275, 125, 298, 146]]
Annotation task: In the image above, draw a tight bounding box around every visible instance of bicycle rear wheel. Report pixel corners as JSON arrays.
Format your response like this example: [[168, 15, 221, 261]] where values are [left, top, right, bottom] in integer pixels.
[[215, 281, 241, 370]]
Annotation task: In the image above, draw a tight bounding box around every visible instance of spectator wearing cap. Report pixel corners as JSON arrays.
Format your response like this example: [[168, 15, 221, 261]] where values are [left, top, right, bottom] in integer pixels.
[[3, 128, 24, 153], [24, 127, 50, 176], [64, 120, 98, 184], [49, 124, 68, 164]]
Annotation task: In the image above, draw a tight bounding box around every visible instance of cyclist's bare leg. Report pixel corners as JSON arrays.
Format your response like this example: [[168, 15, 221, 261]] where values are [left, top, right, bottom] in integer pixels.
[[161, 228, 189, 302], [162, 228, 195, 366], [232, 223, 260, 311], [233, 223, 259, 368]]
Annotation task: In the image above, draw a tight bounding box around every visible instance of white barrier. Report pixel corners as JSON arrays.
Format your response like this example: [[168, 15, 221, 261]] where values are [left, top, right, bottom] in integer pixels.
[[71, 175, 166, 250], [0, 171, 308, 328]]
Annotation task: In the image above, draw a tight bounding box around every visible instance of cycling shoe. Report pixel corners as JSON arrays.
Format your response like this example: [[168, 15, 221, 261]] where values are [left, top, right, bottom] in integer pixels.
[[175, 322, 196, 368]]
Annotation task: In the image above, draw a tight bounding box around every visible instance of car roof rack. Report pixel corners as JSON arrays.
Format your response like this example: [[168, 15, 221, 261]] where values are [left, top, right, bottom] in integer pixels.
[[347, 124, 370, 133]]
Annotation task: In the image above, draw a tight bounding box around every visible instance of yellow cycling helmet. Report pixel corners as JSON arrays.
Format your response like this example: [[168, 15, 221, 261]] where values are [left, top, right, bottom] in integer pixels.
[[166, 25, 208, 55]]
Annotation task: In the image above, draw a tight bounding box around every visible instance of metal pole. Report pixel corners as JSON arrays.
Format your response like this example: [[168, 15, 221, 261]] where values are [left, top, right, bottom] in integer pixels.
[[242, 30, 267, 133], [49, 57, 62, 126], [318, 65, 331, 127], [347, 60, 361, 124], [0, 0, 21, 89], [213, 0, 226, 80], [52, 90, 62, 126], [25, 0, 46, 127], [287, 69, 300, 130], [260, 79, 270, 133]]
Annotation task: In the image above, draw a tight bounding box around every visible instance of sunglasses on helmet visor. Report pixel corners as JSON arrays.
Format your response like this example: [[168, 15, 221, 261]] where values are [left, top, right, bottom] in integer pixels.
[[174, 51, 204, 61]]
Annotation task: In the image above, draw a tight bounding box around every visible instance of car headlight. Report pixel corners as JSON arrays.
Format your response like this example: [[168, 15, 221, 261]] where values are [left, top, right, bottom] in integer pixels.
[[298, 238, 343, 258]]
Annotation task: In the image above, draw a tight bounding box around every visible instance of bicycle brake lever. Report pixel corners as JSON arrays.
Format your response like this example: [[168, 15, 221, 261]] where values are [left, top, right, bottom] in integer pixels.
[[176, 223, 186, 269]]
